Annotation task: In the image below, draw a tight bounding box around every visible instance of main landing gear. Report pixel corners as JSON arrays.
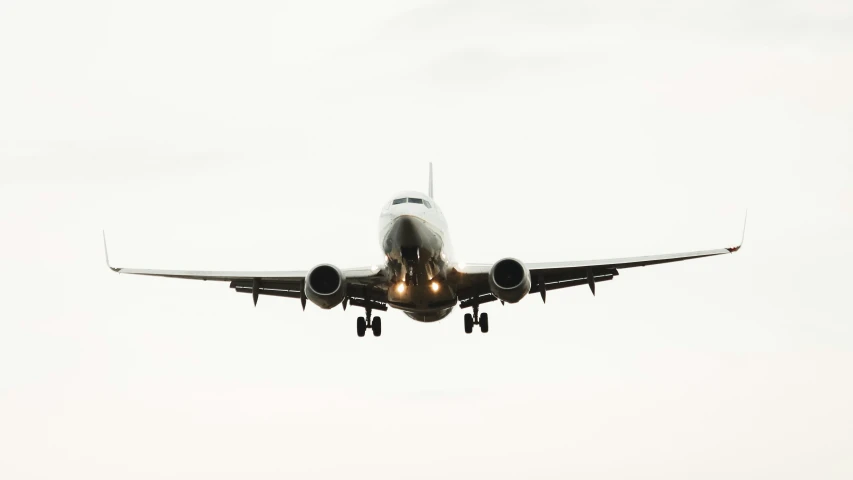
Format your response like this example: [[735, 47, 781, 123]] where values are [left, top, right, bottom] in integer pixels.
[[464, 304, 489, 334], [356, 306, 381, 338]]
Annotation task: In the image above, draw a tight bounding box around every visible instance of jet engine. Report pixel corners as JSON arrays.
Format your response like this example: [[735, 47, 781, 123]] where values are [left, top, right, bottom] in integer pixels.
[[488, 258, 531, 304], [304, 264, 347, 309]]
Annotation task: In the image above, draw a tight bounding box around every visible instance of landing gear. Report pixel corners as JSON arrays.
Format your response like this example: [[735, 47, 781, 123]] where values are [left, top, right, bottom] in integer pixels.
[[356, 306, 381, 338], [464, 313, 474, 334], [479, 312, 489, 333], [463, 305, 489, 334]]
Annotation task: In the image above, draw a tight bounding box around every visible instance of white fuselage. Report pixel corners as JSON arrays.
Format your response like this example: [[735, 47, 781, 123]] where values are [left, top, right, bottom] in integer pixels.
[[378, 191, 456, 322]]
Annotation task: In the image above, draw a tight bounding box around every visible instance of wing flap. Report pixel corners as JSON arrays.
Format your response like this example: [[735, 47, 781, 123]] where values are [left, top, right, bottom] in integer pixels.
[[532, 272, 616, 293], [233, 287, 303, 299], [230, 279, 303, 299]]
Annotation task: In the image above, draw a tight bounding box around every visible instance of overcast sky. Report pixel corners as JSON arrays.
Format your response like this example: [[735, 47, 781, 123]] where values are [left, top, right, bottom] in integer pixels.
[[1, 0, 852, 478]]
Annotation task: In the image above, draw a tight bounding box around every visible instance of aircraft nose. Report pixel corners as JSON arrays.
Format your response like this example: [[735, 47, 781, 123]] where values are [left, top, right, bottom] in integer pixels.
[[389, 215, 426, 246]]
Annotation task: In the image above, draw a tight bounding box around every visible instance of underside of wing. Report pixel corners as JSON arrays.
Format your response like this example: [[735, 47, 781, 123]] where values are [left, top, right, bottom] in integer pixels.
[[103, 233, 387, 306], [453, 214, 746, 306], [525, 246, 735, 298]]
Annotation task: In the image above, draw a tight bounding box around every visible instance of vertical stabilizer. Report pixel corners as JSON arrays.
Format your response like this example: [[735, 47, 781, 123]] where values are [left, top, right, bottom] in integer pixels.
[[429, 163, 434, 198]]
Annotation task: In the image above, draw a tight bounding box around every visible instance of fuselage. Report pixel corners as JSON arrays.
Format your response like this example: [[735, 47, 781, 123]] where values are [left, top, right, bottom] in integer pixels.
[[378, 191, 456, 322]]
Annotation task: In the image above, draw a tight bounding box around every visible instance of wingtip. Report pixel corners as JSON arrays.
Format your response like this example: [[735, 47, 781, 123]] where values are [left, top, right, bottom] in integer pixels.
[[103, 231, 120, 272], [726, 210, 748, 253]]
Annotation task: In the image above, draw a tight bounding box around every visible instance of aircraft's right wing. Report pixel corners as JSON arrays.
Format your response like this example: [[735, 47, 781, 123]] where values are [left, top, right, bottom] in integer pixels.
[[103, 233, 387, 307]]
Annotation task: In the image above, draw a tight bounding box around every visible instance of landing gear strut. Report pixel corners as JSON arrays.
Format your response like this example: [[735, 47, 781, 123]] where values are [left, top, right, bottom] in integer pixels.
[[357, 305, 381, 338], [464, 304, 489, 334]]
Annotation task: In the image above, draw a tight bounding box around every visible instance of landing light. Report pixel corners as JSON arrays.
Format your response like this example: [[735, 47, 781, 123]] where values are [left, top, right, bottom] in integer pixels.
[[430, 281, 440, 292], [396, 283, 406, 294]]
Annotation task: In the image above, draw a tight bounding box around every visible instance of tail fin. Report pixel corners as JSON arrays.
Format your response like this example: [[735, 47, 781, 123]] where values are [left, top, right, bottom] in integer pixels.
[[429, 163, 434, 198]]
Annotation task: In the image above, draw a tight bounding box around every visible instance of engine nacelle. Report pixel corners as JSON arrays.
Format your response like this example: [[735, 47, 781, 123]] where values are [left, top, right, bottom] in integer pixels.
[[304, 264, 347, 309], [488, 258, 531, 304]]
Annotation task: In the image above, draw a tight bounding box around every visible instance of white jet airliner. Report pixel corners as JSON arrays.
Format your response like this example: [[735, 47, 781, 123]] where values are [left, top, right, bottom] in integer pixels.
[[105, 165, 745, 337]]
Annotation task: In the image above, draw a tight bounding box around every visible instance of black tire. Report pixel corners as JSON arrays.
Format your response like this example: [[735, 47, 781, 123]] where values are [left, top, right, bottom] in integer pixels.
[[372, 317, 382, 337], [357, 317, 366, 337], [479, 312, 489, 333], [464, 313, 473, 334]]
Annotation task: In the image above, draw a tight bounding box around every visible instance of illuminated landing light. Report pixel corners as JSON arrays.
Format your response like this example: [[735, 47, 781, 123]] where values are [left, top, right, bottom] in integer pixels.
[[430, 281, 440, 292], [396, 283, 406, 294]]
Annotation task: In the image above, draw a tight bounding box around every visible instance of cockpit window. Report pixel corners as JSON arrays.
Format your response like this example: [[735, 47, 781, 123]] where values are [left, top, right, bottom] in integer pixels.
[[391, 197, 431, 207]]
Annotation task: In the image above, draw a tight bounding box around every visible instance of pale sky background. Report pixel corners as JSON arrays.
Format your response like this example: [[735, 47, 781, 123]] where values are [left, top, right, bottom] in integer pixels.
[[1, 0, 852, 478]]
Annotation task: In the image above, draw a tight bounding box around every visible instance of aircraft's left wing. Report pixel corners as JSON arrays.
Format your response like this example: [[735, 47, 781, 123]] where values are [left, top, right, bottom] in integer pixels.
[[453, 214, 746, 305]]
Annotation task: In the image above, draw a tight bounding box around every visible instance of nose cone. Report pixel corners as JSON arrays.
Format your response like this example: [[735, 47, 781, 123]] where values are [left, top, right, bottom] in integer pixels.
[[388, 215, 427, 247]]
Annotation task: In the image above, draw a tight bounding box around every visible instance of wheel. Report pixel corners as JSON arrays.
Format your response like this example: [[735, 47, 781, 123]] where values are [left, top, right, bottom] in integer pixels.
[[464, 313, 473, 334], [479, 312, 489, 333], [372, 317, 382, 337], [357, 317, 366, 337]]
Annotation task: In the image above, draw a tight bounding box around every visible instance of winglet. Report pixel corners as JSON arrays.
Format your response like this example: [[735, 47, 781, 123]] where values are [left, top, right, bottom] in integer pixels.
[[103, 231, 120, 272], [726, 210, 748, 253]]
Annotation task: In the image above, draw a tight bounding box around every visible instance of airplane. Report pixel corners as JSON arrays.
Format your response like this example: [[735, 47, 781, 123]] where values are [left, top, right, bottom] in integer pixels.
[[104, 164, 746, 337]]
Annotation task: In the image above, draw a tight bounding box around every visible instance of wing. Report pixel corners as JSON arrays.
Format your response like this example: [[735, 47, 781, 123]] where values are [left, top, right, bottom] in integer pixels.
[[103, 233, 385, 305], [454, 214, 746, 305]]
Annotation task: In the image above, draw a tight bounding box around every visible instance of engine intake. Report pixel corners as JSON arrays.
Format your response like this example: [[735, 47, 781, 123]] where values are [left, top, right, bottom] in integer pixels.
[[488, 258, 531, 304], [305, 264, 347, 309]]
